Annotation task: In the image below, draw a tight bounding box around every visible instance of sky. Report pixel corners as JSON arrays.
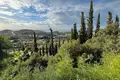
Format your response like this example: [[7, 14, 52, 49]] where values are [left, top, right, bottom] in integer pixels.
[[0, 0, 119, 31]]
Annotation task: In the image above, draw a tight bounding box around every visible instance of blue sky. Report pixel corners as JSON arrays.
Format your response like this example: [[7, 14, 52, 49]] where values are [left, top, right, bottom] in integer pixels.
[[0, 0, 119, 31]]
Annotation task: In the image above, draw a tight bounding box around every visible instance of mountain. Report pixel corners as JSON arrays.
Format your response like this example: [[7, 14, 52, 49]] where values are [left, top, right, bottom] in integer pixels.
[[0, 30, 15, 37], [0, 29, 67, 38]]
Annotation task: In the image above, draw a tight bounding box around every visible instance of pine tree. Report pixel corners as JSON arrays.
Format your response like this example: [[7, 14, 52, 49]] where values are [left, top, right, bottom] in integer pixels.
[[107, 12, 113, 25], [95, 13, 100, 33], [33, 32, 38, 52], [115, 15, 119, 28], [73, 23, 78, 40], [87, 0, 94, 39], [71, 28, 74, 40], [79, 12, 87, 44]]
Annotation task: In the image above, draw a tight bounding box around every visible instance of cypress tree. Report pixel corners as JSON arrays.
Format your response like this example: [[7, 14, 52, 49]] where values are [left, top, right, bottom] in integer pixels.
[[68, 39, 69, 43], [95, 13, 100, 33], [54, 43, 58, 55], [115, 15, 119, 28], [63, 39, 65, 44], [58, 37, 61, 47], [49, 27, 54, 55], [79, 12, 87, 44], [71, 28, 74, 40], [46, 43, 48, 55], [73, 23, 78, 40], [87, 0, 94, 39], [42, 45, 44, 56], [33, 32, 38, 52], [49, 44, 52, 55], [21, 45, 25, 51], [39, 48, 41, 55], [107, 12, 113, 25]]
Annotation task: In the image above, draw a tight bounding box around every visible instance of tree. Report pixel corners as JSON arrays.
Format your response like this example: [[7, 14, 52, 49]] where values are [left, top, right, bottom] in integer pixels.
[[73, 23, 78, 40], [71, 28, 74, 40], [0, 36, 11, 60], [49, 44, 52, 55], [39, 48, 42, 55], [63, 39, 65, 44], [49, 27, 55, 55], [21, 45, 25, 51], [58, 37, 61, 47], [42, 45, 44, 56], [87, 0, 94, 39], [115, 15, 119, 28], [107, 12, 113, 25], [79, 12, 87, 44], [33, 32, 38, 52], [95, 13, 100, 33], [46, 43, 48, 55], [54, 43, 58, 54]]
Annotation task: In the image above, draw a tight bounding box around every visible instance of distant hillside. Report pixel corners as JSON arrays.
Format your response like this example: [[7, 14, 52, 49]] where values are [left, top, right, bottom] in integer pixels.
[[0, 29, 67, 37], [0, 30, 15, 37]]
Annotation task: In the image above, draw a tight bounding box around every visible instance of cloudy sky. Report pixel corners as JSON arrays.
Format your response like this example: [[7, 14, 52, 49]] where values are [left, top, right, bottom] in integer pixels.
[[0, 0, 119, 31]]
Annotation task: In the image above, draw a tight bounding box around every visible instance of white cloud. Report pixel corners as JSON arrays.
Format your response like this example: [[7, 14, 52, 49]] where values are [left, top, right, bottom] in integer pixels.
[[94, 0, 120, 12], [0, 0, 37, 10], [0, 11, 13, 16], [34, 3, 48, 11], [0, 6, 8, 9], [0, 16, 17, 24]]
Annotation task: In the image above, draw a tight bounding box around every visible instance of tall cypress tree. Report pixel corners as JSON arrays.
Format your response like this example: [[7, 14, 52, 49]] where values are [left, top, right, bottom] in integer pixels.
[[71, 28, 74, 40], [49, 27, 54, 55], [63, 39, 65, 44], [107, 12, 113, 25], [79, 12, 87, 44], [39, 48, 41, 55], [87, 0, 94, 39], [54, 43, 58, 54], [21, 45, 25, 51], [58, 37, 61, 47], [115, 15, 119, 28], [46, 43, 48, 55], [95, 13, 100, 33], [42, 45, 44, 56], [49, 44, 52, 55], [33, 32, 38, 52], [73, 23, 78, 40]]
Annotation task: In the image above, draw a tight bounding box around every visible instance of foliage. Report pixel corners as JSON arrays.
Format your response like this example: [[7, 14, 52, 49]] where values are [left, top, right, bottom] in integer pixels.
[[95, 13, 100, 33], [33, 32, 38, 52], [0, 35, 12, 50], [73, 23, 78, 40], [0, 0, 120, 80], [79, 12, 87, 44], [115, 15, 119, 28], [0, 35, 12, 60], [71, 23, 78, 40], [0, 25, 120, 80], [87, 0, 94, 39], [71, 28, 74, 40], [107, 12, 113, 25]]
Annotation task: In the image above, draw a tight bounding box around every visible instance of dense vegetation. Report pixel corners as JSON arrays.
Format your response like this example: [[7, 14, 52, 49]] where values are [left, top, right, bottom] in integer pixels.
[[0, 0, 120, 80], [0, 24, 120, 80]]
